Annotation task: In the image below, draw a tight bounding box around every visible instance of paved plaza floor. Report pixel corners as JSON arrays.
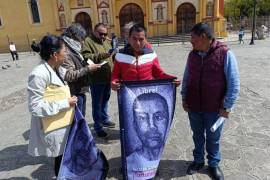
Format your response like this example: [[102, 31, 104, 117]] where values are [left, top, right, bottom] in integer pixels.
[[0, 34, 270, 180]]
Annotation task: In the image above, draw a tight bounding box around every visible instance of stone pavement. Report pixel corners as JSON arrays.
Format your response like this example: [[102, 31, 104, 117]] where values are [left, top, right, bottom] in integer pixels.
[[0, 34, 270, 180]]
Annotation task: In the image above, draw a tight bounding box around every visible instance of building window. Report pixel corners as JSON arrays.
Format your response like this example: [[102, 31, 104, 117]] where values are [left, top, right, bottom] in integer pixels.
[[156, 4, 164, 21], [29, 0, 40, 23], [206, 2, 214, 17], [101, 10, 108, 24], [59, 13, 67, 28], [77, 0, 84, 6]]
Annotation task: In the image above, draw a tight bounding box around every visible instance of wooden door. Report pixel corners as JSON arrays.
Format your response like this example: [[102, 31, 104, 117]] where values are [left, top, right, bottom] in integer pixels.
[[75, 12, 92, 35], [119, 3, 144, 38], [176, 3, 196, 34]]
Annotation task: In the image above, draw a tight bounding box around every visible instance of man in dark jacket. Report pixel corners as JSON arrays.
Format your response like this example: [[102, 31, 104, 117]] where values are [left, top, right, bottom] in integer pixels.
[[62, 23, 100, 117], [181, 23, 240, 180], [31, 39, 41, 53], [82, 23, 115, 138]]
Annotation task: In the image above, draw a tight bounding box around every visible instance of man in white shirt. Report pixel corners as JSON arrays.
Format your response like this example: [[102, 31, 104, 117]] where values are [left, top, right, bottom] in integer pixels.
[[9, 42, 19, 61]]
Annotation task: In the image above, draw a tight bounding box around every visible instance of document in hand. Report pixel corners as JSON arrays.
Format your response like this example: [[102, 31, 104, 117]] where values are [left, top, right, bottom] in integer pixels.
[[99, 61, 108, 66], [87, 59, 94, 65], [42, 85, 74, 133], [210, 117, 226, 132], [87, 59, 107, 66]]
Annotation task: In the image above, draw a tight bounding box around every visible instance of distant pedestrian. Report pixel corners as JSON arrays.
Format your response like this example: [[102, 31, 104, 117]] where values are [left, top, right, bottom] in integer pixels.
[[9, 42, 19, 60], [238, 27, 244, 44], [110, 33, 119, 53], [31, 39, 40, 54]]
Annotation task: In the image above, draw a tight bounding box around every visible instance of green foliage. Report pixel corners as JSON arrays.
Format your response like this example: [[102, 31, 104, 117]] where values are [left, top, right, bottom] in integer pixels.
[[257, 0, 270, 16], [224, 0, 270, 19]]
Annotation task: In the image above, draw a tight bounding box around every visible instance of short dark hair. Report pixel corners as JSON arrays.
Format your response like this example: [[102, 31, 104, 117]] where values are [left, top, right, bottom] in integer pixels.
[[133, 93, 169, 124], [129, 24, 147, 37], [191, 22, 214, 39], [62, 23, 86, 41], [94, 23, 106, 31], [39, 35, 64, 61]]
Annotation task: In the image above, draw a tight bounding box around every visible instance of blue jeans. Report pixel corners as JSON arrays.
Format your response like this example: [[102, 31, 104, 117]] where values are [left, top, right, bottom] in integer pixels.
[[90, 83, 111, 132], [188, 112, 224, 167], [76, 94, 86, 117]]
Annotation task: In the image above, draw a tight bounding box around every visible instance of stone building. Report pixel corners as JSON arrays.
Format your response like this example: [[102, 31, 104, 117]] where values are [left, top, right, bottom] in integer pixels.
[[0, 0, 226, 52]]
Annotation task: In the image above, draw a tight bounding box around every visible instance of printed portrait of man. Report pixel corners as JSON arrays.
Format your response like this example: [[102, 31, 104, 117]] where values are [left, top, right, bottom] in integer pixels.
[[131, 92, 169, 161], [63, 120, 97, 176]]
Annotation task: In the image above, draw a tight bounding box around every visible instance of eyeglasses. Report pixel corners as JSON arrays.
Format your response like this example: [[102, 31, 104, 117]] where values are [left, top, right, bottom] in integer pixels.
[[98, 32, 108, 37]]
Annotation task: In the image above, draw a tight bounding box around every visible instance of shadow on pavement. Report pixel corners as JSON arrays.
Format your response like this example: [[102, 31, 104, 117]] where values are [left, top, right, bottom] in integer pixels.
[[107, 156, 191, 179], [31, 164, 56, 180], [2, 178, 30, 180], [22, 130, 30, 141], [0, 144, 55, 180], [92, 129, 120, 145]]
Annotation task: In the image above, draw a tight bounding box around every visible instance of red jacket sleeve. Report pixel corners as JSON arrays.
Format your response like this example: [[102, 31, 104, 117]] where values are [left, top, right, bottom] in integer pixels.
[[111, 60, 121, 83], [152, 58, 176, 79]]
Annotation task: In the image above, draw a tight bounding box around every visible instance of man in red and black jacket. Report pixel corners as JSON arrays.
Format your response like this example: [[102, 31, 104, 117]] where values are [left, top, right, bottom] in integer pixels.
[[111, 24, 180, 90]]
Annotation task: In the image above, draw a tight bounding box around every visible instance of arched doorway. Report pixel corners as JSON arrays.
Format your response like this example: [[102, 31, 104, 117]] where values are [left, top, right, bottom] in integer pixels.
[[176, 3, 196, 34], [119, 3, 144, 38], [75, 12, 92, 35]]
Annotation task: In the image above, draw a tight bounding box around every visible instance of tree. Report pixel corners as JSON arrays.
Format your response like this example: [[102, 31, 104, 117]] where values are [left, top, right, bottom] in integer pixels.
[[225, 0, 270, 18], [257, 0, 270, 16]]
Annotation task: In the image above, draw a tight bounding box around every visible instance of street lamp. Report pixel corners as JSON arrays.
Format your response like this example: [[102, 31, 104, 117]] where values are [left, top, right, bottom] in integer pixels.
[[250, 0, 257, 45]]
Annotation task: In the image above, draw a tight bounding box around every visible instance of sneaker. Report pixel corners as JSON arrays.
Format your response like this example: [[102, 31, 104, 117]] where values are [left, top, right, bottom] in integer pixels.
[[101, 121, 115, 128], [96, 130, 109, 138], [186, 161, 205, 175]]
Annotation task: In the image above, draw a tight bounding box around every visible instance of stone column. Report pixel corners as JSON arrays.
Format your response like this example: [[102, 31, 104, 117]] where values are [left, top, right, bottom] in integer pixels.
[[167, 0, 173, 35]]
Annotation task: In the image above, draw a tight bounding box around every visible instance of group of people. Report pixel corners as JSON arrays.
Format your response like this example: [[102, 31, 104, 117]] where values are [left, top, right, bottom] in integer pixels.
[[27, 22, 240, 180]]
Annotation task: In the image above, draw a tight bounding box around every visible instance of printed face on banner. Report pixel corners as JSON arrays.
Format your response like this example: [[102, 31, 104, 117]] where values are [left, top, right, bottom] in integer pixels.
[[119, 81, 175, 180], [133, 93, 169, 161], [63, 122, 96, 176]]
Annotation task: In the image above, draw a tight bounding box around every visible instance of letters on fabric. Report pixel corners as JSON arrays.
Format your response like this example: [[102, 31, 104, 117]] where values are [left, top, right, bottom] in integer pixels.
[[117, 79, 176, 180]]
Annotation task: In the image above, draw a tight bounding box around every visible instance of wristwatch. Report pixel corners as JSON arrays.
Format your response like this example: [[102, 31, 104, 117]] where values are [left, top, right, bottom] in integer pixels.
[[223, 108, 231, 113]]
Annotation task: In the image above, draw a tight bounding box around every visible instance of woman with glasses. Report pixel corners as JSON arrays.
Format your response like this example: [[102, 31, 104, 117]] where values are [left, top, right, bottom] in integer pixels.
[[27, 35, 77, 177]]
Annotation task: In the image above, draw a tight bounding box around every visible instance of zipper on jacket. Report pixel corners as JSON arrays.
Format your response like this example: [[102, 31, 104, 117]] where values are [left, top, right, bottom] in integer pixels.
[[199, 56, 204, 111], [136, 57, 139, 80]]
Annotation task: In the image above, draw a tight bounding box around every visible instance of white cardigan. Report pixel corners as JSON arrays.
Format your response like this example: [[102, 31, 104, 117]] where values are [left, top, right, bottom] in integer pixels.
[[27, 61, 70, 157]]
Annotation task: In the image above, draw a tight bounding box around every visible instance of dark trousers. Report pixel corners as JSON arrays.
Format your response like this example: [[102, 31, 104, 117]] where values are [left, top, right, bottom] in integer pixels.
[[188, 112, 224, 167], [89, 83, 111, 132], [10, 51, 19, 61], [54, 155, 62, 177], [76, 93, 86, 117]]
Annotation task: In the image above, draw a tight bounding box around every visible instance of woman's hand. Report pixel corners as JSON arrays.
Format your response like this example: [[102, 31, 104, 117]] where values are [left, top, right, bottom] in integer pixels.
[[68, 96, 77, 107], [173, 79, 181, 87]]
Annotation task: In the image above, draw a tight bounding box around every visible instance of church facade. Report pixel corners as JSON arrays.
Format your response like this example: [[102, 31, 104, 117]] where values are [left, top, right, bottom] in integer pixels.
[[0, 0, 226, 52]]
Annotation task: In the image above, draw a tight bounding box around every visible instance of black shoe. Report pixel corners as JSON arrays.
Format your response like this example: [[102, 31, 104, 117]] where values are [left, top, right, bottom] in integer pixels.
[[102, 121, 115, 128], [208, 166, 224, 180], [186, 162, 205, 175], [96, 130, 109, 138]]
